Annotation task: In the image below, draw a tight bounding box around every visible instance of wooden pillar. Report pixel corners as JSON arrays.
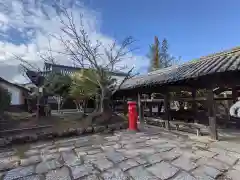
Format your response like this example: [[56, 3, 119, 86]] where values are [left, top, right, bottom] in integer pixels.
[[192, 89, 198, 123], [123, 96, 128, 115], [158, 101, 163, 116], [164, 92, 170, 130], [223, 92, 231, 125], [148, 103, 152, 117], [111, 96, 115, 112], [148, 93, 152, 117], [207, 90, 218, 140], [138, 93, 144, 124], [232, 87, 238, 103]]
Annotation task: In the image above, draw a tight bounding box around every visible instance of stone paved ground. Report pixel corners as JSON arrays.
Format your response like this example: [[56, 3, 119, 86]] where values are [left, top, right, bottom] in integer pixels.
[[0, 127, 240, 180]]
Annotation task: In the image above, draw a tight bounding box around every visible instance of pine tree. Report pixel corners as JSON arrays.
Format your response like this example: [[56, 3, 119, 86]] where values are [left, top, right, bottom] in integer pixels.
[[148, 36, 161, 72], [160, 38, 174, 68], [148, 37, 177, 72]]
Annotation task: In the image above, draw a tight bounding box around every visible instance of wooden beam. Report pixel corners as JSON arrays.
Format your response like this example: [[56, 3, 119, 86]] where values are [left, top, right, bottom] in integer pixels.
[[207, 90, 218, 140], [141, 97, 233, 102], [148, 103, 153, 117], [141, 99, 164, 102], [213, 87, 231, 95], [164, 92, 170, 130], [168, 85, 193, 92], [123, 96, 128, 115], [192, 89, 198, 123], [138, 93, 144, 124]]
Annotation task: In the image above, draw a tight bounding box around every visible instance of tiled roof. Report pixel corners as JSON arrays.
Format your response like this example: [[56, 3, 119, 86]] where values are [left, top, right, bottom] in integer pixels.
[[121, 47, 240, 90], [0, 77, 30, 92], [44, 63, 128, 76]]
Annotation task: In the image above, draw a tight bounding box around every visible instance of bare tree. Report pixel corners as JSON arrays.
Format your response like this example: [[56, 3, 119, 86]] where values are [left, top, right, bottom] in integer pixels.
[[12, 2, 137, 125], [52, 6, 136, 113]]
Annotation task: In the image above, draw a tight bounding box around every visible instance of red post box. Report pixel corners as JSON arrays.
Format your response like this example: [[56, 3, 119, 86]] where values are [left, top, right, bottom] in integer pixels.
[[128, 101, 138, 131]]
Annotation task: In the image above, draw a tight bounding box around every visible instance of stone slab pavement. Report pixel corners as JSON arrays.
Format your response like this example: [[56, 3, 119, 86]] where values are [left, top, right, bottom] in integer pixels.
[[0, 127, 240, 180]]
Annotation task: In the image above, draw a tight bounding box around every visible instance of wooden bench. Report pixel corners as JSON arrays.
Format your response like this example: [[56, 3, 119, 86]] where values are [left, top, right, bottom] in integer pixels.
[[170, 121, 203, 136], [143, 117, 206, 136], [144, 117, 165, 127]]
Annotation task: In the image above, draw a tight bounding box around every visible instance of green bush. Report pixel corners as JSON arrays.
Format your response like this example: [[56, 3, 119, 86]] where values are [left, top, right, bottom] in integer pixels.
[[0, 86, 11, 113]]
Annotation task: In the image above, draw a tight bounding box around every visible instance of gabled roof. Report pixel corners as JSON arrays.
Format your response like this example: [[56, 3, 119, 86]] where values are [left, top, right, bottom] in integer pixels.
[[121, 47, 240, 90], [0, 77, 30, 92]]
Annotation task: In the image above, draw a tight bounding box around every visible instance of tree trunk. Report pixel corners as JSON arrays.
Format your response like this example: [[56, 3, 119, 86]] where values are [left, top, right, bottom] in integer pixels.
[[83, 100, 88, 113], [78, 101, 83, 112], [73, 100, 79, 111], [94, 94, 100, 112], [54, 96, 62, 113], [60, 99, 65, 110], [57, 101, 61, 112], [100, 89, 111, 113]]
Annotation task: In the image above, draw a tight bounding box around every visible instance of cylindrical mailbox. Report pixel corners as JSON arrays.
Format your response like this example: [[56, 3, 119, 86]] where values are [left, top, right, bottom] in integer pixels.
[[128, 101, 138, 131]]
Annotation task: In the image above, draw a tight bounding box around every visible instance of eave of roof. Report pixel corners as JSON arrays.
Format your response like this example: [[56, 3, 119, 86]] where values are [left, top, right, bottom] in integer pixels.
[[0, 77, 30, 92], [121, 46, 240, 90]]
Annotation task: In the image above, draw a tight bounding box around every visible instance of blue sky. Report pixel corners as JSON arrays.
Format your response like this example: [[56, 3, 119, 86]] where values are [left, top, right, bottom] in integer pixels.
[[0, 0, 240, 83], [84, 0, 240, 62]]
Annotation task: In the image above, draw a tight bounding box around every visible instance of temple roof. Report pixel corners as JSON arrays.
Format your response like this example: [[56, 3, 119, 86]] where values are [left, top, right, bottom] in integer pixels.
[[121, 47, 240, 90]]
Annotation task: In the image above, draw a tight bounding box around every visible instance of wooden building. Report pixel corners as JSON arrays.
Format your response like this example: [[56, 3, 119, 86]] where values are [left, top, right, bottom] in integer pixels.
[[117, 47, 240, 140], [27, 63, 129, 110], [43, 63, 128, 83]]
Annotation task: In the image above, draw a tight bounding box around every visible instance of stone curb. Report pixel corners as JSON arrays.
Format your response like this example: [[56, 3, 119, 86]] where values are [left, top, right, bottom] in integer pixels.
[[0, 122, 128, 147]]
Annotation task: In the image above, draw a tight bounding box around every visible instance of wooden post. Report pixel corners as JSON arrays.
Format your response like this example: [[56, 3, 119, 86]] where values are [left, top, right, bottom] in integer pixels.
[[223, 92, 231, 125], [232, 87, 238, 103], [164, 92, 170, 130], [158, 101, 163, 116], [111, 96, 115, 112], [123, 96, 128, 115], [192, 89, 198, 123], [138, 93, 144, 124], [148, 93, 152, 117], [148, 103, 152, 117], [207, 90, 218, 140]]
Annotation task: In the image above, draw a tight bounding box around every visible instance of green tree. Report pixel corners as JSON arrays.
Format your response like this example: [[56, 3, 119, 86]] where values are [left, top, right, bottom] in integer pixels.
[[55, 8, 135, 114], [44, 73, 72, 112], [16, 3, 135, 121], [0, 86, 11, 114], [160, 38, 177, 68], [148, 37, 178, 72], [148, 36, 161, 72], [70, 69, 99, 112]]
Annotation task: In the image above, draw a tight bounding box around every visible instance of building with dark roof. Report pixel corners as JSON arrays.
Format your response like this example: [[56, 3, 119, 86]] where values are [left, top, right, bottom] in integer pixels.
[[27, 63, 129, 87], [43, 63, 128, 77], [118, 46, 240, 140], [120, 46, 240, 91], [26, 62, 130, 110], [0, 77, 29, 111]]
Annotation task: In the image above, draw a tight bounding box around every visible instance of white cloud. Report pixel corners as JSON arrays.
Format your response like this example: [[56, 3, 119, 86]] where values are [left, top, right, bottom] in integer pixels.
[[0, 0, 148, 83]]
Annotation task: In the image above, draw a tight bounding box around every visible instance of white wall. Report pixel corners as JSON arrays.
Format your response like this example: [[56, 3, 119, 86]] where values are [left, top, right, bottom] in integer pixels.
[[0, 82, 21, 105]]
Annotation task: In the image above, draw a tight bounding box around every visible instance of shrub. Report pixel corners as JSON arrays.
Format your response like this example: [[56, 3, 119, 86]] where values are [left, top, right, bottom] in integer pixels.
[[0, 86, 11, 114]]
